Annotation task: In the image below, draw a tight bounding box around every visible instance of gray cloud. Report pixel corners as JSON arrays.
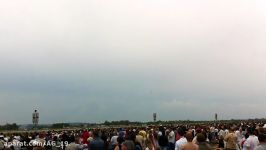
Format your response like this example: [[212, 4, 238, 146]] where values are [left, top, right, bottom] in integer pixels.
[[0, 0, 266, 124]]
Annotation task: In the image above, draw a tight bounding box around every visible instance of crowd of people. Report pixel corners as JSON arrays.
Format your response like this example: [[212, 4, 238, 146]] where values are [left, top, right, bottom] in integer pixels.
[[0, 122, 265, 150]]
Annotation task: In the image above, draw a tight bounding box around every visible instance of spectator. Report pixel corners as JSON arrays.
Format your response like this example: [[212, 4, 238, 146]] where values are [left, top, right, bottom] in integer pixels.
[[175, 128, 187, 150], [181, 132, 198, 150], [167, 128, 175, 150], [196, 133, 212, 150], [246, 128, 259, 150], [254, 134, 266, 150], [90, 130, 105, 150], [114, 136, 125, 150], [122, 141, 135, 150], [224, 127, 237, 150]]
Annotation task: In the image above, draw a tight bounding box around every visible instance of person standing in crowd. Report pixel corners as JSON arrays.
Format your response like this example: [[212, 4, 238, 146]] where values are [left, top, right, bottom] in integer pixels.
[[181, 132, 198, 150], [122, 141, 135, 150], [82, 129, 90, 145], [167, 128, 176, 150], [0, 134, 5, 150], [218, 135, 225, 149], [145, 130, 157, 150], [241, 133, 250, 150], [158, 126, 168, 150], [196, 133, 212, 150], [90, 130, 105, 150], [254, 134, 266, 150], [175, 128, 187, 150], [235, 127, 244, 149], [219, 126, 226, 140], [100, 131, 109, 150], [12, 135, 21, 150], [127, 130, 142, 150], [114, 136, 125, 150], [66, 135, 78, 150], [110, 130, 119, 150], [246, 128, 259, 150], [192, 128, 202, 144], [224, 127, 237, 150], [62, 131, 70, 150], [136, 131, 145, 150]]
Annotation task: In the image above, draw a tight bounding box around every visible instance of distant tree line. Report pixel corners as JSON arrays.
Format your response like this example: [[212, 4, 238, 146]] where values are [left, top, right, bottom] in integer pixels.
[[103, 120, 142, 126], [0, 123, 19, 130], [51, 123, 71, 129], [102, 118, 266, 126], [3, 118, 266, 131]]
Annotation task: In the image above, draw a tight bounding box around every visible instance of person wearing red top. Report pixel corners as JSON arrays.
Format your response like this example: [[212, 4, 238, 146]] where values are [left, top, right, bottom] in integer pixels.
[[82, 129, 90, 144]]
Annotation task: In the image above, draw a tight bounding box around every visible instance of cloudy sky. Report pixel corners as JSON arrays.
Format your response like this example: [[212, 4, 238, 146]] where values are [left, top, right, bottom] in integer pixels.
[[0, 0, 266, 124]]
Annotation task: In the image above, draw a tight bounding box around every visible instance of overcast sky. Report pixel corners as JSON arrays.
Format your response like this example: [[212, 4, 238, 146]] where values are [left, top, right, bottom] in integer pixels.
[[0, 0, 266, 124]]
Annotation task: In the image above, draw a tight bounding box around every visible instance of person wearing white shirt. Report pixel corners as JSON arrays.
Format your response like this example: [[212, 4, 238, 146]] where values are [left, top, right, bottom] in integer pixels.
[[246, 133, 259, 150], [175, 128, 187, 150], [254, 134, 266, 150], [235, 128, 244, 149], [12, 137, 21, 150], [168, 128, 176, 150]]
